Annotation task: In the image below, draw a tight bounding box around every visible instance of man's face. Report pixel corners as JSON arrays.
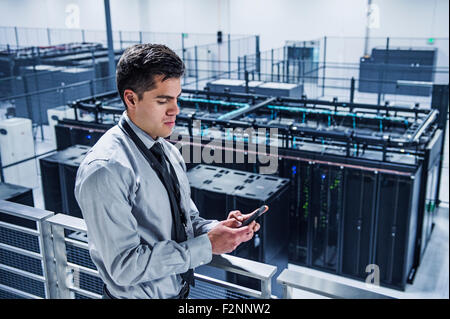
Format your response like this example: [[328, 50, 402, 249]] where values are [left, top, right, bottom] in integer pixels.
[[126, 75, 181, 139]]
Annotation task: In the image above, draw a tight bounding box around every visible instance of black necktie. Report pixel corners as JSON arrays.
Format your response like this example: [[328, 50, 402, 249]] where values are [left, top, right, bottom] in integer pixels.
[[150, 142, 195, 287]]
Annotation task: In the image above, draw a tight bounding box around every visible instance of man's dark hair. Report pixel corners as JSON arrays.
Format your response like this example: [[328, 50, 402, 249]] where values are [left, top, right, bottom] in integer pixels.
[[116, 43, 185, 106]]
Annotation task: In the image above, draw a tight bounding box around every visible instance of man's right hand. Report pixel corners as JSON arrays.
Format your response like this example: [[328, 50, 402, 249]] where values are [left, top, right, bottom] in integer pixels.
[[207, 219, 256, 255]]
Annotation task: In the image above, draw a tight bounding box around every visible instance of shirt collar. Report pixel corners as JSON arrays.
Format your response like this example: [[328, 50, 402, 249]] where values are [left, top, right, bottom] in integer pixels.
[[121, 111, 164, 149]]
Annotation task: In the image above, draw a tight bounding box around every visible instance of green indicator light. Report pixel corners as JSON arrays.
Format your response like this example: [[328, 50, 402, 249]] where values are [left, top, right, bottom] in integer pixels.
[[427, 38, 434, 44]]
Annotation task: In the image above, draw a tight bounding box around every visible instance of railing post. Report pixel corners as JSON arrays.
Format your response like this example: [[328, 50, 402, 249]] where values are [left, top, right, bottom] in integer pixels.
[[47, 28, 51, 46], [238, 56, 241, 80], [271, 48, 274, 82], [350, 77, 355, 103], [51, 224, 73, 299], [244, 55, 247, 80], [38, 219, 58, 298], [194, 45, 198, 90], [227, 34, 231, 78], [181, 33, 185, 63], [322, 36, 327, 97], [260, 278, 272, 299], [14, 26, 19, 48], [282, 284, 293, 299], [256, 35, 261, 81]]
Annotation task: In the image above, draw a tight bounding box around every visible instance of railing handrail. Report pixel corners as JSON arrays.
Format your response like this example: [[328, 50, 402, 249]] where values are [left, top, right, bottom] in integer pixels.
[[209, 254, 277, 282], [46, 213, 87, 233], [0, 199, 53, 221], [277, 268, 394, 299]]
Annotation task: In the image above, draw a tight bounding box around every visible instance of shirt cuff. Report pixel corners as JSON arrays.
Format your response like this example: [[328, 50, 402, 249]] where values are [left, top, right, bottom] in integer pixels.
[[185, 233, 213, 269], [203, 220, 220, 233]]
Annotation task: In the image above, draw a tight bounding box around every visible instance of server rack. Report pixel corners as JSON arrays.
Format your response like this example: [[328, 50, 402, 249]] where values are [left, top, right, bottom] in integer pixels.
[[0, 182, 35, 229], [286, 45, 319, 83], [373, 171, 422, 289], [59, 155, 85, 219], [414, 128, 443, 267], [340, 168, 377, 280], [187, 164, 290, 297], [39, 145, 90, 215], [207, 79, 303, 98], [359, 47, 437, 96], [1, 43, 104, 89]]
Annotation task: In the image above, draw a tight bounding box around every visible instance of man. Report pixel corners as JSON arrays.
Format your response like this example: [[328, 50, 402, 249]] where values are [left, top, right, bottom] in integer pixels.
[[74, 43, 259, 299]]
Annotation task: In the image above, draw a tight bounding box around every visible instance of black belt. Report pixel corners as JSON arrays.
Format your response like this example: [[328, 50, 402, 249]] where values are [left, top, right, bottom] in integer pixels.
[[102, 282, 190, 299]]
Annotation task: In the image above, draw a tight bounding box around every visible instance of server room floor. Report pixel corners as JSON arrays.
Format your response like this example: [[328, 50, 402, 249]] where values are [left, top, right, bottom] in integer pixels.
[[28, 119, 449, 299]]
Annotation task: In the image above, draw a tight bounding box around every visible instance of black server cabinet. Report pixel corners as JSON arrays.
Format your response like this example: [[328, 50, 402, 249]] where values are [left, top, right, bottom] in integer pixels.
[[284, 160, 344, 274], [59, 156, 85, 219], [189, 166, 251, 221], [0, 182, 35, 229], [358, 48, 436, 96], [54, 121, 110, 151], [282, 160, 312, 266], [0, 182, 34, 206], [39, 145, 90, 214], [187, 166, 252, 289], [187, 165, 290, 297], [340, 169, 378, 280], [232, 174, 290, 261], [373, 171, 421, 290], [414, 129, 443, 268], [310, 165, 343, 272], [230, 175, 289, 298]]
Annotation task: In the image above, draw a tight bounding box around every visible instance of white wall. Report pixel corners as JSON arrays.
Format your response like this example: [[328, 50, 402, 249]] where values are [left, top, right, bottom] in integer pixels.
[[371, 0, 449, 38], [0, 0, 448, 62], [0, 0, 142, 31], [227, 0, 368, 51]]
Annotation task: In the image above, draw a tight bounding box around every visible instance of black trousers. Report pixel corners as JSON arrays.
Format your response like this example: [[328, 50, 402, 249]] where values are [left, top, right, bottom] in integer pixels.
[[102, 282, 190, 299]]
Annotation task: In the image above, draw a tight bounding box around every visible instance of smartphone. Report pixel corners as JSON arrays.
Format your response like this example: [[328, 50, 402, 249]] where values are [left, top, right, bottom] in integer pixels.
[[239, 205, 269, 227]]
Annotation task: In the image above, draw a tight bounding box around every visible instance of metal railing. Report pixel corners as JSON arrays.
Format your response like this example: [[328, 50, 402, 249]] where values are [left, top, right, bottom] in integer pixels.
[[0, 200, 277, 299], [45, 213, 277, 299], [276, 268, 393, 299], [0, 200, 57, 299]]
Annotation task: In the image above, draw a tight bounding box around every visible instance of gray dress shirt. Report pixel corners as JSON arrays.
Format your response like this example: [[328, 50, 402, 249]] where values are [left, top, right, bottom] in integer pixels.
[[74, 111, 219, 299]]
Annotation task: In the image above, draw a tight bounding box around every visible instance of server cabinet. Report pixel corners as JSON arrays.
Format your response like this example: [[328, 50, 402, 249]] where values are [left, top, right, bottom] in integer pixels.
[[39, 145, 90, 214], [0, 182, 35, 229], [415, 129, 443, 266], [282, 159, 312, 266], [373, 171, 421, 290], [55, 121, 110, 151], [340, 169, 378, 280], [187, 165, 289, 297], [231, 175, 289, 297], [310, 164, 343, 272], [187, 165, 260, 285], [190, 167, 249, 221], [358, 48, 436, 96], [59, 155, 86, 219]]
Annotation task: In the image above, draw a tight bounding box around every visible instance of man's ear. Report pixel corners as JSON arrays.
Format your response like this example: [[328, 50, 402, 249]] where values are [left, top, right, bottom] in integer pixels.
[[124, 89, 137, 109]]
